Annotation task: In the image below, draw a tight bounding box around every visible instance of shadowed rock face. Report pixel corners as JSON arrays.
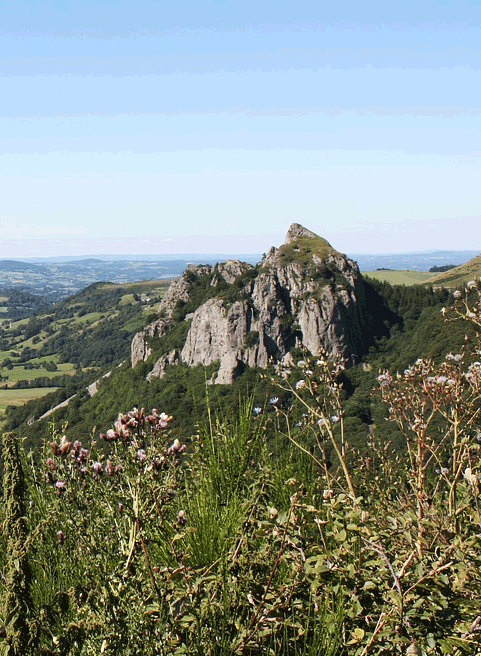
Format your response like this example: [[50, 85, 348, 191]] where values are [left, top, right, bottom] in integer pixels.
[[131, 224, 376, 383]]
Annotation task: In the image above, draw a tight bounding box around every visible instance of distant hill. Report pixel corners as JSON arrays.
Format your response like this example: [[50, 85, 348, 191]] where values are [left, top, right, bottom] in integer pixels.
[[0, 259, 44, 272], [426, 253, 481, 287], [351, 250, 479, 272]]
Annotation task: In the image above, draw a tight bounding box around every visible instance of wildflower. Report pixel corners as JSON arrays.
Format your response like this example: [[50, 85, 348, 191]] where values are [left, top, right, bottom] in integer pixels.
[[295, 379, 306, 389], [253, 407, 262, 415], [59, 436, 72, 456], [105, 460, 115, 475], [446, 353, 462, 362], [297, 360, 306, 368], [331, 415, 340, 424], [152, 456, 166, 471], [78, 448, 89, 462], [118, 503, 124, 514], [453, 290, 463, 299], [177, 510, 187, 526], [305, 369, 313, 376], [57, 530, 65, 544], [270, 397, 279, 405], [46, 458, 57, 470], [92, 461, 103, 474], [55, 481, 66, 496], [466, 280, 477, 289], [136, 449, 147, 463], [464, 468, 478, 486]]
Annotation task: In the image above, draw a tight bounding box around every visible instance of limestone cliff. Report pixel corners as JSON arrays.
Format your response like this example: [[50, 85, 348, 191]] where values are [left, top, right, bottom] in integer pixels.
[[131, 224, 377, 383]]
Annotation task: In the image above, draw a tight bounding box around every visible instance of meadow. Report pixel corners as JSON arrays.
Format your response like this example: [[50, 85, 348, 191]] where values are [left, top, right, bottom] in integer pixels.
[[363, 271, 434, 285]]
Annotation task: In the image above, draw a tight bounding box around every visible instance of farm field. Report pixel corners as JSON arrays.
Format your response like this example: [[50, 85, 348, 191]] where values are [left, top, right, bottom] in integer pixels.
[[0, 386, 59, 428], [0, 362, 76, 385], [363, 270, 435, 285]]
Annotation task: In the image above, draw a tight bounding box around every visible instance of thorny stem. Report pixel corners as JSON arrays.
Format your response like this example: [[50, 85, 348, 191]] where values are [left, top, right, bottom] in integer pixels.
[[274, 378, 357, 503], [235, 495, 297, 653]]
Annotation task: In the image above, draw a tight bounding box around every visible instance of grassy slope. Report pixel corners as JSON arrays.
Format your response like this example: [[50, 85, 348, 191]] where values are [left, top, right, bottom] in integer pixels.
[[425, 253, 481, 287], [363, 271, 435, 285]]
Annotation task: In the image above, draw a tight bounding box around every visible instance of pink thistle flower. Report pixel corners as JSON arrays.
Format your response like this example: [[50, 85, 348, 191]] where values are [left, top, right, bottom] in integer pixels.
[[92, 462, 103, 474]]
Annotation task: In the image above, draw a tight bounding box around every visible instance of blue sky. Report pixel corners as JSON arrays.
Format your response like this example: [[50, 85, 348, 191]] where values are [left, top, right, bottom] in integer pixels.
[[1, 0, 480, 257]]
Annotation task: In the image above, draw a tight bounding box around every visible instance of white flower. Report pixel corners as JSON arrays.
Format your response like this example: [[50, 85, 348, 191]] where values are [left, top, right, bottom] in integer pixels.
[[269, 397, 279, 405], [377, 373, 390, 386], [453, 290, 463, 299], [297, 360, 306, 368], [331, 415, 340, 424], [466, 280, 477, 289], [464, 468, 478, 486], [295, 379, 306, 389]]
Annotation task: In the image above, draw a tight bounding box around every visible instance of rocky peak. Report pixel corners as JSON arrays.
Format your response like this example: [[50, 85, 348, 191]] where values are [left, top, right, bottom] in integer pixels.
[[285, 223, 327, 244], [131, 224, 380, 383]]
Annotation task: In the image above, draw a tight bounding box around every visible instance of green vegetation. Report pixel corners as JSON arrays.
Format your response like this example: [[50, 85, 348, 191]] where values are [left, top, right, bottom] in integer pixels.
[[363, 270, 435, 285], [1, 288, 481, 653], [0, 281, 169, 425], [425, 253, 481, 287], [274, 235, 336, 266]]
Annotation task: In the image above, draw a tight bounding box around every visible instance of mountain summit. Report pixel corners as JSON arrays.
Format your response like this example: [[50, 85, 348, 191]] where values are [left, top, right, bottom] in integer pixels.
[[285, 223, 325, 244], [132, 224, 380, 383]]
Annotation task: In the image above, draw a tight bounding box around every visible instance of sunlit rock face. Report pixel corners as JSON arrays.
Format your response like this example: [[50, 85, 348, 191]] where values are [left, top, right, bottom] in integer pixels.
[[131, 224, 374, 383]]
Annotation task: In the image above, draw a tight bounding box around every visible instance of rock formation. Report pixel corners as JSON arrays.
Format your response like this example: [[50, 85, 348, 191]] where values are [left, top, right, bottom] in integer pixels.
[[131, 224, 377, 383]]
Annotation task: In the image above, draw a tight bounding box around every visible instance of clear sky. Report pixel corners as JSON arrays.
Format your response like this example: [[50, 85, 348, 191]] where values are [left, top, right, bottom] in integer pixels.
[[1, 0, 480, 257]]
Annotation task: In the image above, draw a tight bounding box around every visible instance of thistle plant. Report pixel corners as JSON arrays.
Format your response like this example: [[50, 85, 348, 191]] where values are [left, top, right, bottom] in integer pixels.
[[1, 432, 36, 656]]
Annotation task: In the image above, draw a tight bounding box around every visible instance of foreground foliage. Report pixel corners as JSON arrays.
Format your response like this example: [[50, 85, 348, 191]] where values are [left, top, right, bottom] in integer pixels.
[[1, 284, 481, 654]]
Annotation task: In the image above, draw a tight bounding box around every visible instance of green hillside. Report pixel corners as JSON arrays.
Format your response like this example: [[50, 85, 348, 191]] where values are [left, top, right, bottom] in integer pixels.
[[425, 252, 481, 287], [0, 280, 169, 429], [363, 270, 435, 285]]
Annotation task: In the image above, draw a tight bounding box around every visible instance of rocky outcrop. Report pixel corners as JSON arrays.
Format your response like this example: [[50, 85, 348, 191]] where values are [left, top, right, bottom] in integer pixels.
[[285, 222, 323, 243], [147, 350, 180, 381], [181, 298, 252, 384], [131, 224, 376, 383], [131, 318, 173, 368]]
